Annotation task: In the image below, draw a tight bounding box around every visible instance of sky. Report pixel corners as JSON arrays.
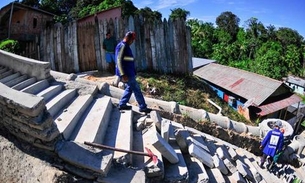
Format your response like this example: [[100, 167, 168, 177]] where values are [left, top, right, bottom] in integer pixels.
[[1, 0, 304, 38], [131, 0, 305, 39]]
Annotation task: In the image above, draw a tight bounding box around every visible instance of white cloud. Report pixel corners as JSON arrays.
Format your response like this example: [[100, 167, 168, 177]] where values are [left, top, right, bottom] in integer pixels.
[[188, 15, 216, 23], [155, 0, 198, 10], [133, 0, 154, 8]]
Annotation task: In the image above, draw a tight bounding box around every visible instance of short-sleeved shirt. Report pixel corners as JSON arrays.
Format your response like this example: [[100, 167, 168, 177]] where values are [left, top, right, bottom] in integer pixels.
[[103, 36, 116, 53]]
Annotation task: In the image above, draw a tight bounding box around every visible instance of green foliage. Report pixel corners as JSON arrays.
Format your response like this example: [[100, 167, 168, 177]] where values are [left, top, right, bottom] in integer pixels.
[[253, 41, 283, 79], [216, 11, 240, 41], [187, 19, 215, 58], [137, 72, 252, 124], [136, 7, 162, 22], [169, 8, 190, 21], [0, 39, 20, 53]]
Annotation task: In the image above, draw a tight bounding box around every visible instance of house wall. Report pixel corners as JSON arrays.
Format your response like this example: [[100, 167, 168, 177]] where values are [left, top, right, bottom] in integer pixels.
[[77, 7, 121, 25], [9, 8, 53, 40]]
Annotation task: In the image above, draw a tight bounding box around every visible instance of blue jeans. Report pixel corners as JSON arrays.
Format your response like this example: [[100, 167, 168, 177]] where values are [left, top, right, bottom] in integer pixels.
[[119, 76, 147, 110]]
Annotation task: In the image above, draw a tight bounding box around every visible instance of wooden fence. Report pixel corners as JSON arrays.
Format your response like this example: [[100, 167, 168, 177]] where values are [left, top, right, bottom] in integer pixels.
[[39, 16, 193, 75]]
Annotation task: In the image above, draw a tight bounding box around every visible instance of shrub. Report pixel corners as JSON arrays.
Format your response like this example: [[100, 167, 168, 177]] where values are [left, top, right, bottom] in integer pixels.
[[0, 39, 20, 53]]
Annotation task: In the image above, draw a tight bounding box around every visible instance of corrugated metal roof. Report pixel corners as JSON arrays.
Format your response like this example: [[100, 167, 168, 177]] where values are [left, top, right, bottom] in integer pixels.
[[284, 75, 305, 87], [193, 63, 284, 106], [192, 57, 216, 70], [257, 94, 301, 116]]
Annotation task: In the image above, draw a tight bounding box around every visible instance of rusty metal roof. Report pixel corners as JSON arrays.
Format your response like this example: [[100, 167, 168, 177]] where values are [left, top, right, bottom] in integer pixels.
[[257, 94, 301, 116], [193, 63, 289, 106]]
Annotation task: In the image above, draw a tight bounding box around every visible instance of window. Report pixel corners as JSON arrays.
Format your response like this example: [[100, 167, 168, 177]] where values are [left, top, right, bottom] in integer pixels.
[[33, 18, 37, 28]]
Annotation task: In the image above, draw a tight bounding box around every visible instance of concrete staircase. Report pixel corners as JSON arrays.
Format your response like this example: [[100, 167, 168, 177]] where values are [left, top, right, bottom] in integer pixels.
[[1, 64, 304, 183]]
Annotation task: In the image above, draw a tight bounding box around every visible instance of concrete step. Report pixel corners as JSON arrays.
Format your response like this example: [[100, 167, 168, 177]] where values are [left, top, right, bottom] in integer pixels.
[[11, 77, 37, 90], [4, 74, 28, 87], [21, 79, 49, 94], [0, 71, 20, 83], [37, 84, 63, 102], [71, 96, 113, 144], [46, 89, 77, 117], [0, 69, 13, 79], [54, 94, 93, 140], [0, 67, 8, 74], [56, 141, 113, 177], [103, 107, 133, 164]]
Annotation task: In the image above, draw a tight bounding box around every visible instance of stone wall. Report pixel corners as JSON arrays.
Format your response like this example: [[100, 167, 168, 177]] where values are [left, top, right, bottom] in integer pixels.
[[0, 83, 59, 151]]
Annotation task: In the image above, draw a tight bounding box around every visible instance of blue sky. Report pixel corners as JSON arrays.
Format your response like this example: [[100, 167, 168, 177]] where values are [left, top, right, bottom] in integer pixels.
[[1, 0, 304, 38], [131, 0, 305, 38]]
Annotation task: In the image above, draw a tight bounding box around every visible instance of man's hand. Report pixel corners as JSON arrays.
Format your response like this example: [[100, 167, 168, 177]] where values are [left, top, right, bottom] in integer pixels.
[[121, 75, 128, 83], [259, 145, 263, 150]]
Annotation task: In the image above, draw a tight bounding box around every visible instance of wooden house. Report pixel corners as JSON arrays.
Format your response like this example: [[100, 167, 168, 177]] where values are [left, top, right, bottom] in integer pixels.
[[0, 2, 54, 41], [194, 63, 302, 123]]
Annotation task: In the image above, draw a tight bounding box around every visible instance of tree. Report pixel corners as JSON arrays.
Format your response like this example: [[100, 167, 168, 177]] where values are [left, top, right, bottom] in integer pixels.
[[187, 19, 215, 58], [121, 0, 138, 18], [169, 8, 190, 21], [216, 11, 240, 41], [40, 0, 60, 14], [253, 41, 283, 79], [136, 7, 162, 22], [21, 0, 39, 7], [276, 27, 303, 48]]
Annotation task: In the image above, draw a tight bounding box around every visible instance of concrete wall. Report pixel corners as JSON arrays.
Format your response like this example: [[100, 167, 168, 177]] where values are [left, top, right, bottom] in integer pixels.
[[0, 49, 50, 80], [0, 83, 59, 150]]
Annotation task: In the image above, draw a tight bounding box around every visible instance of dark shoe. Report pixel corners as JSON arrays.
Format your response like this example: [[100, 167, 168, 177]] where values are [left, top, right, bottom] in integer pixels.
[[259, 162, 265, 169], [118, 105, 132, 110], [139, 108, 152, 113]]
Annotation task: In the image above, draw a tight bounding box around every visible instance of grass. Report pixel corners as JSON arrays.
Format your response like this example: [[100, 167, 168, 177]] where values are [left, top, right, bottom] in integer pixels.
[[136, 72, 254, 125]]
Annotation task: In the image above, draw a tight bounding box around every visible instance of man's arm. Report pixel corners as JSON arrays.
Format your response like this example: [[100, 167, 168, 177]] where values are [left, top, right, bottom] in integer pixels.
[[116, 44, 125, 76]]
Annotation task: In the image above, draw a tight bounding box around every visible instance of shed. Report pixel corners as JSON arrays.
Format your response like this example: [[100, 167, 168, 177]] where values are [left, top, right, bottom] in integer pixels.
[[194, 63, 301, 121]]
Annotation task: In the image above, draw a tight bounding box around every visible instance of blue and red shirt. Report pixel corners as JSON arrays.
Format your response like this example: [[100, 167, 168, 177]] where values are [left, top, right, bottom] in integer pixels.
[[115, 41, 136, 77], [261, 128, 284, 157]]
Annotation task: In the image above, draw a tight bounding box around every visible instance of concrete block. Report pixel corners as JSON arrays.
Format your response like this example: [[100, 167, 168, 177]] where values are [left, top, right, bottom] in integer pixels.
[[187, 135, 210, 153], [142, 124, 164, 179], [0, 83, 46, 117], [236, 159, 253, 180], [164, 142, 188, 183], [188, 143, 214, 168], [231, 171, 247, 183], [223, 159, 238, 174], [56, 141, 112, 176], [213, 154, 229, 175], [216, 146, 231, 160], [161, 118, 171, 142], [207, 168, 226, 183], [228, 147, 238, 161], [150, 110, 162, 131], [150, 128, 179, 164], [184, 154, 209, 183], [175, 129, 190, 154]]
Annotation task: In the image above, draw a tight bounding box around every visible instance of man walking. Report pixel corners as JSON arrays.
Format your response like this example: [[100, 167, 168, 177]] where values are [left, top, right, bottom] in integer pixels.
[[115, 31, 151, 113], [259, 120, 284, 169]]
